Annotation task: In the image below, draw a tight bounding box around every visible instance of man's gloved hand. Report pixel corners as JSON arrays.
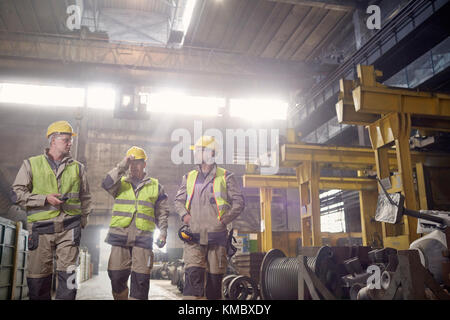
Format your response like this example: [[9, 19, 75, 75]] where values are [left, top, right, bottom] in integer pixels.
[[119, 155, 135, 172], [156, 235, 166, 248]]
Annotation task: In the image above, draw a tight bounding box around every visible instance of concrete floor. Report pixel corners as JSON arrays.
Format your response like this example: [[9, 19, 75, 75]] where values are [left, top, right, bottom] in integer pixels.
[[76, 271, 183, 300]]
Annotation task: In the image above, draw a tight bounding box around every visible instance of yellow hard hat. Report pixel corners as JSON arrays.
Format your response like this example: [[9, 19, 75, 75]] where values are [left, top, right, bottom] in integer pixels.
[[46, 121, 77, 138], [190, 136, 218, 151], [126, 146, 147, 160]]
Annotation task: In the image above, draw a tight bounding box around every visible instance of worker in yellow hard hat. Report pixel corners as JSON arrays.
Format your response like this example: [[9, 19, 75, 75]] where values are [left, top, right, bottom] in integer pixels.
[[101, 146, 169, 300], [189, 135, 218, 165], [11, 120, 92, 300], [46, 120, 78, 138], [174, 136, 245, 300]]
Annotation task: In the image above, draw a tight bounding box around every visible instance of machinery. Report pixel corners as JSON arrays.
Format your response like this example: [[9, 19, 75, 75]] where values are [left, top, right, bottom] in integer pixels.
[[256, 182, 450, 300], [356, 182, 450, 300], [220, 253, 262, 300], [222, 274, 259, 300]]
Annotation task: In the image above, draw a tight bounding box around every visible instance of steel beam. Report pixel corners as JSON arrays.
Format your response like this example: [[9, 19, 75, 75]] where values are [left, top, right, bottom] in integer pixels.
[[336, 78, 450, 132], [260, 187, 273, 252], [281, 143, 394, 170], [415, 162, 428, 210], [368, 112, 420, 247], [243, 174, 377, 191], [297, 161, 322, 246], [352, 65, 450, 117], [359, 188, 382, 247], [266, 0, 356, 11], [336, 79, 380, 125], [0, 33, 315, 81], [281, 143, 450, 170]]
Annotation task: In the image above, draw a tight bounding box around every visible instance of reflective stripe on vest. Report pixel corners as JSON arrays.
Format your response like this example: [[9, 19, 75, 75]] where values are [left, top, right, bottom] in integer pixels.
[[28, 155, 81, 223], [185, 167, 230, 220], [110, 177, 158, 232]]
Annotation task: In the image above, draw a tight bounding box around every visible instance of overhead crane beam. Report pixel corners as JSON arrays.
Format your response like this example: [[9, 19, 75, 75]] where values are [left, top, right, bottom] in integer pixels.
[[352, 66, 450, 117], [281, 143, 450, 170], [244, 174, 377, 191], [336, 78, 450, 132]]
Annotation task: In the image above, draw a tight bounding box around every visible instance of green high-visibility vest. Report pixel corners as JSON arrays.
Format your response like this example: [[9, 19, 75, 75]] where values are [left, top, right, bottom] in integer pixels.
[[110, 177, 158, 232], [27, 155, 81, 223], [185, 167, 230, 221]]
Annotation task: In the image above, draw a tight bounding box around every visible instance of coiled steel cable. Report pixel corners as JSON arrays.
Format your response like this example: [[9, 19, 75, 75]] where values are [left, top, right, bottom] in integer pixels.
[[263, 255, 300, 300], [260, 247, 339, 300]]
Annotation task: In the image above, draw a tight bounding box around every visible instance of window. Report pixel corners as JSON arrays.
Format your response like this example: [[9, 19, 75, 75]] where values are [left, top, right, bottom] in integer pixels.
[[229, 98, 288, 121], [87, 86, 116, 109], [147, 91, 223, 116], [321, 209, 346, 233], [0, 83, 84, 107], [320, 189, 346, 233]]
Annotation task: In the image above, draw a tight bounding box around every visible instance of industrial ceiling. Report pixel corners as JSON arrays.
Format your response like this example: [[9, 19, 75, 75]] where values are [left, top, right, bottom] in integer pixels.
[[0, 0, 369, 96]]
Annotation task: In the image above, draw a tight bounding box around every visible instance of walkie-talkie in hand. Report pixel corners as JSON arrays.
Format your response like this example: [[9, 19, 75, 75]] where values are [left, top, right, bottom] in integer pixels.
[[155, 238, 165, 248]]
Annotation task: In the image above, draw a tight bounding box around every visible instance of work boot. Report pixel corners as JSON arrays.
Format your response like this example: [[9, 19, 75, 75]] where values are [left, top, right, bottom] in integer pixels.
[[112, 288, 129, 300]]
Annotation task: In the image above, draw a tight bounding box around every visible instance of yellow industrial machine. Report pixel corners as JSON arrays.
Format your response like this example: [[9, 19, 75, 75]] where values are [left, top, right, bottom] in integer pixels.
[[336, 64, 450, 249], [279, 142, 450, 249], [243, 174, 375, 252], [242, 65, 450, 253]]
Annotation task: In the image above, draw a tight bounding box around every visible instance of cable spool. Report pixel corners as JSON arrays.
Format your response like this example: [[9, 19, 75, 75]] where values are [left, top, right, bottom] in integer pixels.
[[228, 275, 259, 300], [260, 247, 341, 300], [306, 246, 342, 298], [222, 275, 238, 299], [260, 249, 300, 300]]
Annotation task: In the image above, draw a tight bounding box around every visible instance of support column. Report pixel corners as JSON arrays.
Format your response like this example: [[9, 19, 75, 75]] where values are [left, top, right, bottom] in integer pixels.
[[297, 161, 321, 247], [359, 190, 382, 247], [395, 114, 419, 242], [368, 112, 420, 249], [415, 162, 428, 210], [260, 187, 273, 251]]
